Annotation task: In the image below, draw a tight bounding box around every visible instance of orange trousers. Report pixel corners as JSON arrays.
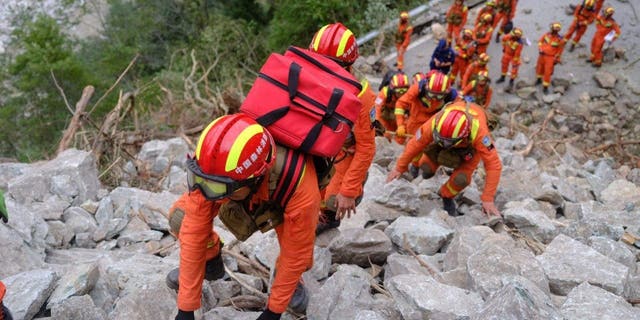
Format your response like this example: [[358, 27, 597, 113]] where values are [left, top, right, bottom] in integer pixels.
[[493, 12, 509, 34], [535, 54, 556, 87], [565, 21, 588, 44], [501, 55, 520, 79], [590, 35, 606, 65], [476, 44, 489, 55], [447, 24, 463, 41], [418, 150, 482, 198], [396, 44, 407, 70], [451, 58, 470, 86]]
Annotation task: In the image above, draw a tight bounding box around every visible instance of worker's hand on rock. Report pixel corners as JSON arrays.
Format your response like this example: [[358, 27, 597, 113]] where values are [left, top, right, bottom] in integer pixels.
[[335, 194, 357, 220], [481, 201, 501, 217], [386, 168, 402, 183], [396, 125, 406, 138]]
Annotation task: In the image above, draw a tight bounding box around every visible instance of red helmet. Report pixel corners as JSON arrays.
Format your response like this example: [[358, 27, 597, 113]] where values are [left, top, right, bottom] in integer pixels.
[[412, 72, 426, 85], [309, 23, 359, 66], [400, 11, 409, 22], [390, 73, 410, 94], [478, 53, 490, 64], [604, 7, 614, 16], [424, 71, 452, 100], [433, 109, 470, 148], [462, 28, 473, 39], [188, 114, 276, 200]]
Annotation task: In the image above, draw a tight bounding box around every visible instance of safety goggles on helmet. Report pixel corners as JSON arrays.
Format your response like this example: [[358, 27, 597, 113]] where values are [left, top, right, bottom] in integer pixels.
[[394, 88, 408, 95], [433, 130, 464, 148], [426, 90, 447, 100], [186, 157, 259, 201]]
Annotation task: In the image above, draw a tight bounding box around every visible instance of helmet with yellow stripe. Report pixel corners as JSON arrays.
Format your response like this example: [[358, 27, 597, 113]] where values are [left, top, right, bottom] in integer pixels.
[[604, 6, 614, 16], [462, 28, 473, 39], [478, 52, 490, 65], [511, 27, 523, 38], [477, 70, 489, 83], [390, 73, 410, 94], [584, 0, 595, 9], [412, 72, 426, 85], [309, 23, 359, 66], [188, 114, 276, 200], [550, 22, 562, 32], [400, 11, 409, 22], [433, 109, 470, 148], [424, 71, 452, 100]]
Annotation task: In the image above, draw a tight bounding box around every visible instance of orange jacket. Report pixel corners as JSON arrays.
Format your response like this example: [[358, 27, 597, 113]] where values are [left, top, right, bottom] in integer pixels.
[[454, 36, 476, 61], [595, 0, 605, 14], [538, 32, 565, 59], [475, 6, 496, 26], [593, 15, 621, 41], [572, 4, 597, 26], [396, 22, 413, 48], [462, 81, 493, 108], [175, 156, 320, 313], [497, 0, 517, 18], [395, 101, 502, 201], [375, 86, 400, 121], [462, 61, 489, 88], [501, 34, 524, 62], [395, 82, 452, 132], [330, 81, 376, 198], [446, 3, 468, 26], [474, 23, 494, 46]]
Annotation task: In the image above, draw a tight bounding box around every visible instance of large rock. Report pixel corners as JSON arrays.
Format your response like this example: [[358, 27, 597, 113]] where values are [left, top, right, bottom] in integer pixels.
[[329, 228, 392, 266], [47, 262, 100, 308], [107, 278, 177, 320], [588, 236, 636, 270], [560, 282, 640, 320], [51, 295, 107, 320], [385, 216, 454, 255], [307, 265, 376, 320], [2, 269, 58, 320], [503, 200, 558, 244], [384, 253, 439, 281], [600, 179, 640, 211], [386, 274, 484, 319], [593, 70, 617, 89], [0, 223, 45, 278], [108, 187, 180, 231], [136, 137, 190, 175], [467, 238, 549, 299], [536, 234, 629, 295], [366, 167, 422, 214], [443, 226, 496, 272], [203, 307, 261, 320], [471, 276, 563, 320]]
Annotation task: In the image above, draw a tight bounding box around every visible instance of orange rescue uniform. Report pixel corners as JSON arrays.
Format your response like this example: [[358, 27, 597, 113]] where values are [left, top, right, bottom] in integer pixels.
[[174, 160, 321, 314], [324, 81, 376, 204], [536, 32, 566, 87], [375, 86, 403, 143], [462, 80, 493, 109], [446, 2, 468, 41], [565, 5, 597, 45], [590, 14, 621, 66], [500, 33, 524, 80], [395, 22, 413, 70], [462, 61, 489, 88], [595, 0, 605, 14], [395, 82, 452, 138], [494, 0, 517, 35], [475, 6, 496, 27], [451, 35, 476, 85], [473, 22, 494, 55], [394, 102, 502, 201]]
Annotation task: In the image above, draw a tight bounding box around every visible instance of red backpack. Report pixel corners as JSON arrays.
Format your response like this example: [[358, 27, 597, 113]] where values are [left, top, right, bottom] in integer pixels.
[[240, 46, 362, 158]]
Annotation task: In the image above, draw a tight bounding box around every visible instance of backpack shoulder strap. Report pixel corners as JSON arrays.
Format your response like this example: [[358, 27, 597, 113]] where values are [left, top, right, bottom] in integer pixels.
[[269, 145, 306, 208]]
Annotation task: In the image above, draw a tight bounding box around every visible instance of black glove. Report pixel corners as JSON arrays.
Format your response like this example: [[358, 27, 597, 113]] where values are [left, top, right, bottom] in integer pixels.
[[256, 308, 281, 320], [175, 310, 194, 320]]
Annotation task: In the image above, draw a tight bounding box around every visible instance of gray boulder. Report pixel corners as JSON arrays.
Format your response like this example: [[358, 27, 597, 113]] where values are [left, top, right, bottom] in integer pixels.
[[2, 269, 57, 320], [385, 216, 454, 255], [561, 282, 640, 320], [51, 295, 107, 320], [329, 228, 392, 266]]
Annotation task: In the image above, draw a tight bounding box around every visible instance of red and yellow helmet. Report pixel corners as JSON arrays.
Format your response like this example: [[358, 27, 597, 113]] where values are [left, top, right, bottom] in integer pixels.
[[478, 53, 490, 64], [482, 13, 493, 23], [512, 27, 523, 38], [477, 70, 489, 82], [551, 22, 562, 32], [584, 0, 595, 9], [433, 109, 470, 148], [400, 11, 409, 22], [424, 71, 452, 100], [390, 73, 410, 93], [309, 23, 359, 66], [462, 28, 473, 38], [486, 1, 496, 7], [412, 72, 426, 85], [604, 7, 615, 16]]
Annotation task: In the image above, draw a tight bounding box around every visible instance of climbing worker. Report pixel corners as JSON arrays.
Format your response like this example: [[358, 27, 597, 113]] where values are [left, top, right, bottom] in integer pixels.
[[564, 0, 597, 52], [395, 11, 413, 71], [451, 28, 476, 87], [0, 191, 14, 320], [588, 6, 621, 68], [462, 52, 490, 88], [386, 100, 502, 217], [473, 13, 494, 55], [594, 0, 605, 14], [535, 22, 566, 94], [494, 0, 517, 43], [429, 38, 456, 75], [445, 0, 469, 42], [395, 71, 459, 178], [462, 70, 492, 109], [497, 27, 524, 92], [475, 1, 497, 27], [310, 23, 377, 235], [374, 72, 411, 144]]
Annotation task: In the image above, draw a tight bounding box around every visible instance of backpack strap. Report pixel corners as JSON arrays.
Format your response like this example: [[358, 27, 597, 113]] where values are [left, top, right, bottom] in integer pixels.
[[269, 145, 306, 208]]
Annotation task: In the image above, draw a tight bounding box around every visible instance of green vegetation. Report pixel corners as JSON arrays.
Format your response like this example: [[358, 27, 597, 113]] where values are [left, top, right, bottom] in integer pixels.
[[0, 0, 423, 163]]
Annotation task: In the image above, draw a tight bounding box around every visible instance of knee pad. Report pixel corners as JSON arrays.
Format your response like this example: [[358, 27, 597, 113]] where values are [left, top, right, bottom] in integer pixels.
[[168, 208, 185, 237], [420, 164, 435, 179], [452, 172, 469, 188]]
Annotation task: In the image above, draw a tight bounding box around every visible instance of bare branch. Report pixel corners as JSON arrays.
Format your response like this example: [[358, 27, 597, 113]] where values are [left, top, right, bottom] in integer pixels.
[[50, 70, 74, 114], [56, 85, 95, 155], [88, 53, 139, 116]]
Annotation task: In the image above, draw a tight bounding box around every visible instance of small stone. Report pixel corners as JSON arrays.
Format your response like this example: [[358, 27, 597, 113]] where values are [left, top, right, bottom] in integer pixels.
[[593, 71, 616, 89], [523, 8, 532, 14]]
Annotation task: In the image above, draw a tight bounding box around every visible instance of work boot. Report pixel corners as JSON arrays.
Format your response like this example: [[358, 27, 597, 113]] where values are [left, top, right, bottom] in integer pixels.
[[496, 75, 506, 83], [543, 86, 549, 94], [506, 78, 514, 92], [568, 43, 575, 52], [535, 78, 542, 86], [408, 164, 420, 179], [592, 63, 601, 68], [495, 32, 501, 43], [586, 59, 592, 63], [166, 243, 226, 291], [442, 197, 458, 216], [316, 210, 340, 235], [288, 282, 309, 314]]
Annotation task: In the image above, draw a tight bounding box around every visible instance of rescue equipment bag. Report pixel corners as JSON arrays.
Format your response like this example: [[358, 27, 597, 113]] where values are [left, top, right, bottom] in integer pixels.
[[241, 46, 362, 158]]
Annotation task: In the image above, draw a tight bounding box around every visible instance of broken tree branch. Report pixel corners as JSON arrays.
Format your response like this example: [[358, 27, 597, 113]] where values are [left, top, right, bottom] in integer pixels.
[[56, 86, 95, 155], [50, 70, 74, 115], [87, 53, 139, 116], [402, 234, 442, 281], [515, 109, 556, 157]]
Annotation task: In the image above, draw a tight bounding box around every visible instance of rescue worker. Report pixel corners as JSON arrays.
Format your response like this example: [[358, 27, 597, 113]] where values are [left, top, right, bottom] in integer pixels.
[[475, 1, 497, 27], [588, 7, 621, 68], [451, 28, 476, 87], [1, 191, 13, 320], [395, 71, 459, 177], [412, 72, 427, 85], [595, 0, 605, 14], [494, 0, 517, 43], [564, 0, 597, 52], [445, 0, 468, 42], [395, 11, 413, 71], [474, 13, 494, 55], [497, 27, 524, 92], [462, 71, 492, 109], [462, 52, 490, 88], [535, 22, 566, 94], [375, 73, 411, 144], [311, 24, 377, 235], [429, 39, 456, 75], [386, 101, 502, 217]]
